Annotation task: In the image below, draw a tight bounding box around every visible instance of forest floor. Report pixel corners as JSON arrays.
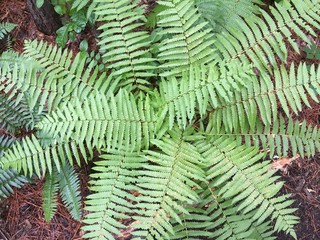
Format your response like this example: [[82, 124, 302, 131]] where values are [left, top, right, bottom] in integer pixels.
[[0, 0, 320, 239]]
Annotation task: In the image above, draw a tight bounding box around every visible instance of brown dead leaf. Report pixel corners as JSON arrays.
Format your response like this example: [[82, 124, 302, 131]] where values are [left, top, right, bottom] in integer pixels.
[[270, 154, 300, 173]]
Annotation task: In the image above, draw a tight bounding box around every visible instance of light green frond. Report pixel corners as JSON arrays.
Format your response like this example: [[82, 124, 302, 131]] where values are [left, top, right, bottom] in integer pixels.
[[209, 63, 320, 133], [209, 116, 320, 159], [0, 135, 89, 177], [83, 149, 145, 240], [42, 171, 58, 222], [133, 131, 206, 239], [214, 0, 320, 69], [94, 0, 156, 88], [57, 163, 82, 221], [157, 63, 254, 129], [155, 0, 216, 76], [23, 40, 111, 113], [196, 137, 298, 239], [196, 0, 263, 33], [39, 91, 158, 151], [0, 22, 16, 39]]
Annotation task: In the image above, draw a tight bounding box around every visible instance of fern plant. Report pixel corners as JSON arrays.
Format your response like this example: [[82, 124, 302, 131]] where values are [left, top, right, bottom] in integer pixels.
[[1, 0, 320, 239]]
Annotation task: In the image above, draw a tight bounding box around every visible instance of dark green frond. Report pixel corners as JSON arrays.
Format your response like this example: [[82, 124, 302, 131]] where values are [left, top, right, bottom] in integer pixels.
[[57, 163, 82, 221], [0, 168, 28, 198], [0, 22, 16, 39], [42, 171, 58, 222]]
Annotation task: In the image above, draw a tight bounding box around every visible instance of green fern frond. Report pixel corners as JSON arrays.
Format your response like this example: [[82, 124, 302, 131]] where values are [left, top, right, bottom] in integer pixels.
[[133, 131, 206, 239], [208, 116, 320, 158], [42, 171, 58, 222], [83, 149, 145, 239], [0, 92, 42, 132], [209, 63, 320, 133], [155, 0, 216, 76], [0, 168, 28, 198], [39, 91, 158, 151], [213, 0, 320, 69], [0, 22, 16, 39], [157, 63, 254, 129], [0, 136, 28, 199], [197, 136, 298, 238], [94, 0, 156, 88], [23, 40, 111, 112], [0, 135, 89, 177], [196, 0, 263, 33], [57, 163, 82, 221]]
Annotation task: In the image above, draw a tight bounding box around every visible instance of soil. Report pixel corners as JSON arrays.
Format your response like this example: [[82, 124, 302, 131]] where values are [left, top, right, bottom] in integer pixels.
[[0, 0, 320, 239]]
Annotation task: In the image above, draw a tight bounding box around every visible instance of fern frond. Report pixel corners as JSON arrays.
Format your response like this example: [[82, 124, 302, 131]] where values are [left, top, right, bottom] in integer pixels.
[[23, 40, 111, 112], [156, 63, 254, 129], [196, 0, 263, 33], [0, 135, 89, 177], [213, 0, 320, 69], [57, 163, 82, 221], [83, 149, 145, 239], [155, 0, 216, 76], [39, 91, 158, 151], [0, 22, 16, 39], [0, 168, 28, 198], [208, 116, 320, 158], [133, 130, 206, 239], [209, 63, 320, 133], [197, 136, 298, 238], [42, 171, 58, 222], [0, 92, 42, 132], [94, 0, 156, 88]]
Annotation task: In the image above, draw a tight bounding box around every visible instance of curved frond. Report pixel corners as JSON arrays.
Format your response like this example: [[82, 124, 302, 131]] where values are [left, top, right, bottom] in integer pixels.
[[0, 168, 28, 198], [0, 22, 16, 39], [213, 0, 320, 69]]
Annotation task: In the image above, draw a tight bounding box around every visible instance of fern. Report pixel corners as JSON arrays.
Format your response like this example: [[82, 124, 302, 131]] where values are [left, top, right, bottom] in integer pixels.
[[2, 1, 320, 239], [42, 170, 58, 222], [0, 22, 16, 39], [155, 0, 216, 76], [212, 0, 320, 69], [196, 0, 263, 33], [209, 63, 320, 133], [57, 163, 82, 220], [94, 0, 156, 88]]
